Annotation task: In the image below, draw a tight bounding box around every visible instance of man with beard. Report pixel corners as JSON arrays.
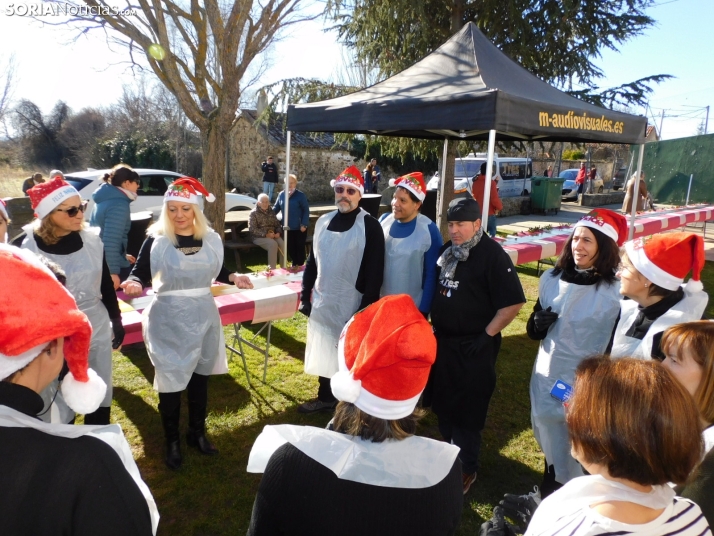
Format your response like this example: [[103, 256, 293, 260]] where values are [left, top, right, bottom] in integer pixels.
[[298, 166, 385, 413]]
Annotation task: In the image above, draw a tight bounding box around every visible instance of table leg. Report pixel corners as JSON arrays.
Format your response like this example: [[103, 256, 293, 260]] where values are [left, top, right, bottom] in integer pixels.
[[224, 321, 273, 385]]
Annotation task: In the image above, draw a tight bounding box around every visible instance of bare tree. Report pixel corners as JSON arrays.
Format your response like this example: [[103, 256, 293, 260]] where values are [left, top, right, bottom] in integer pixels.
[[45, 0, 315, 234], [0, 54, 17, 136]]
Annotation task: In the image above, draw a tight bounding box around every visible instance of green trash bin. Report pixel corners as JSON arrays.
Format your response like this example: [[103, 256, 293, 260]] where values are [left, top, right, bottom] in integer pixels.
[[531, 177, 565, 214]]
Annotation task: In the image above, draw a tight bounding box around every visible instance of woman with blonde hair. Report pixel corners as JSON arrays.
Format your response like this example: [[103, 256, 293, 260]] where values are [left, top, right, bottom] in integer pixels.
[[22, 178, 124, 425], [0, 199, 9, 243], [121, 177, 252, 470], [661, 321, 714, 524]]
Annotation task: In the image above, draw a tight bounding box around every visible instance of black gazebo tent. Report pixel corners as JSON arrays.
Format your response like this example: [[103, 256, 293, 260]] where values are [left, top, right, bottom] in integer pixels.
[[278, 23, 648, 257]]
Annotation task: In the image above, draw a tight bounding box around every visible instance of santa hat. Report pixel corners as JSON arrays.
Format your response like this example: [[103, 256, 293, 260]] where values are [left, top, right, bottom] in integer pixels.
[[625, 232, 705, 292], [331, 294, 437, 420], [49, 169, 65, 180], [28, 178, 80, 219], [0, 198, 8, 221], [574, 208, 628, 246], [330, 165, 364, 195], [389, 172, 427, 202], [0, 244, 106, 414], [164, 177, 215, 204]]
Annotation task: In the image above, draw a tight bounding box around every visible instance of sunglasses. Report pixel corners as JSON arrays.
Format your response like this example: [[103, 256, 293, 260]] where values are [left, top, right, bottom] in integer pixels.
[[334, 186, 358, 196], [55, 201, 88, 218]]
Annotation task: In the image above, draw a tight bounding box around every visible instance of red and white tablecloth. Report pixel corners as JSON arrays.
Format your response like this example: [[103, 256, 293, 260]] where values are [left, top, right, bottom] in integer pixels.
[[501, 205, 714, 267], [119, 270, 303, 345]]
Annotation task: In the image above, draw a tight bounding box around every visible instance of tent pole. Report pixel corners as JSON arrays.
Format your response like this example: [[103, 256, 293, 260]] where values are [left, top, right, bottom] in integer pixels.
[[282, 130, 291, 268], [482, 129, 497, 235], [628, 143, 646, 241], [436, 138, 450, 230]]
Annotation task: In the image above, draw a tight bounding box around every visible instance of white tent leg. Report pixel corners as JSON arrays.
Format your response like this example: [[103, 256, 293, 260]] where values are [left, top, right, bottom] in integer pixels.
[[436, 138, 449, 231], [481, 130, 497, 234], [282, 131, 291, 268], [628, 143, 646, 241]]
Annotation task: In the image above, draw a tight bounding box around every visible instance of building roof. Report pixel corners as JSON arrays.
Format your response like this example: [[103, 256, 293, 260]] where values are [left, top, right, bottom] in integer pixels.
[[239, 109, 348, 150]]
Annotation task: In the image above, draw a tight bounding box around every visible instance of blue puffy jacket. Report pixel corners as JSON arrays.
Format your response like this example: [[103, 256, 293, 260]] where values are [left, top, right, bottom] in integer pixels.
[[89, 183, 132, 275]]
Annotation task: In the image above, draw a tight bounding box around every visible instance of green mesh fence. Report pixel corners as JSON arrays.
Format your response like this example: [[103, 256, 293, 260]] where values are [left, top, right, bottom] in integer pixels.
[[633, 133, 714, 205]]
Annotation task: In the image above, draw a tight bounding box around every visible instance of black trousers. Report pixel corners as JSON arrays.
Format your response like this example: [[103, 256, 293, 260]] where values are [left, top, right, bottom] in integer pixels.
[[286, 229, 307, 266], [317, 376, 337, 403]]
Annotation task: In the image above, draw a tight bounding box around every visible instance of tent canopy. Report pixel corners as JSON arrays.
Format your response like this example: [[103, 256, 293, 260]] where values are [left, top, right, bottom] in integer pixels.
[[287, 22, 647, 144]]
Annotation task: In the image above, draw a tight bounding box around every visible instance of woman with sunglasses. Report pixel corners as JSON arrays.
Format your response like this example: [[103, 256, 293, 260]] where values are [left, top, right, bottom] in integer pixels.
[[89, 164, 141, 289], [22, 178, 124, 425]]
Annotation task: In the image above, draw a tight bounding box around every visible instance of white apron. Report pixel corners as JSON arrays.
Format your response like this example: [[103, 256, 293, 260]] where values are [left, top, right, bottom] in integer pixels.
[[610, 284, 708, 359], [530, 269, 621, 484], [304, 209, 366, 378], [142, 231, 228, 393], [247, 424, 459, 489], [380, 213, 432, 307], [0, 405, 159, 534], [22, 227, 113, 423]]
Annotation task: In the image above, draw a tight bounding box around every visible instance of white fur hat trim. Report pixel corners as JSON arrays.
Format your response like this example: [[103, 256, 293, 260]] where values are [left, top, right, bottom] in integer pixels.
[[0, 342, 45, 381], [626, 240, 682, 291], [61, 367, 108, 415], [331, 319, 423, 420]]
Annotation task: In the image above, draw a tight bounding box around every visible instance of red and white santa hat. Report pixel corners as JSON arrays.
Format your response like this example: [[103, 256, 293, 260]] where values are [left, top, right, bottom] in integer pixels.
[[389, 171, 427, 202], [27, 178, 80, 219], [574, 208, 628, 246], [0, 244, 106, 414], [164, 177, 216, 204], [331, 294, 437, 420], [0, 198, 8, 221], [330, 165, 364, 195], [625, 232, 705, 292]]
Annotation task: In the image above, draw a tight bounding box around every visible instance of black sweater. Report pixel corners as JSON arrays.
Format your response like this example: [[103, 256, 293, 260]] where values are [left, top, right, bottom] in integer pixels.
[[0, 383, 153, 535], [247, 442, 463, 536], [32, 232, 121, 320], [301, 208, 385, 311]]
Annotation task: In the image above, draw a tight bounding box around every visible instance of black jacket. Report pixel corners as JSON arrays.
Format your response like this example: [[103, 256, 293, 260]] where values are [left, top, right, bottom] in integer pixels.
[[0, 383, 153, 535]]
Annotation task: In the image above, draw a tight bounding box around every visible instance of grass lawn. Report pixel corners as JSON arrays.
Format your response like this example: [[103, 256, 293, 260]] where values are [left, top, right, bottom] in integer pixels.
[[88, 249, 714, 534]]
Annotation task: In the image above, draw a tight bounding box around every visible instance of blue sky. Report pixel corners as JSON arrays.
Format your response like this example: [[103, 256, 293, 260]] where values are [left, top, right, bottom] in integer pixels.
[[0, 0, 710, 140]]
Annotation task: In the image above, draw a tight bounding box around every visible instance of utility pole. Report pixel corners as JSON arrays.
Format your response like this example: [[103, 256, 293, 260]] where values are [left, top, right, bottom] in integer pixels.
[[705, 105, 710, 135], [659, 109, 665, 138]]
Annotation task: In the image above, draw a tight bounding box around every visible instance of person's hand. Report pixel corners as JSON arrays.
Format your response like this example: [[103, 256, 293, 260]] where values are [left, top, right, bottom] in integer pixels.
[[126, 254, 136, 264], [111, 274, 121, 290], [300, 225, 307, 232], [533, 306, 558, 332], [229, 273, 253, 289], [120, 280, 143, 297], [111, 317, 125, 350], [298, 301, 312, 317]]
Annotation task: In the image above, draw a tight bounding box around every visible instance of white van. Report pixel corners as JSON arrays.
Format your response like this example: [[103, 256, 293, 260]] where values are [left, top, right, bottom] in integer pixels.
[[426, 153, 533, 197]]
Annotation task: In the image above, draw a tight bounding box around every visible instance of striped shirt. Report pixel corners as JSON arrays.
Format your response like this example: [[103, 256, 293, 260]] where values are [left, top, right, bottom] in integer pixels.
[[527, 496, 711, 536]]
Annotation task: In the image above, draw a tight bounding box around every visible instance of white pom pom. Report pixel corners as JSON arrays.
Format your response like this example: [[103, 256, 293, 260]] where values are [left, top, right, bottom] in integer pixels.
[[330, 180, 336, 188], [685, 279, 704, 293], [389, 178, 396, 187], [207, 193, 216, 203], [330, 371, 361, 403], [61, 368, 107, 415]]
